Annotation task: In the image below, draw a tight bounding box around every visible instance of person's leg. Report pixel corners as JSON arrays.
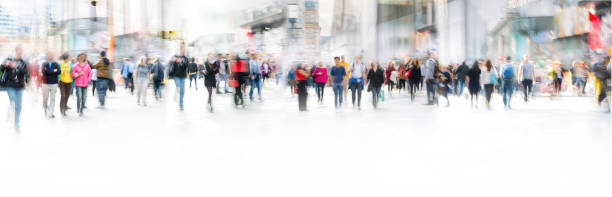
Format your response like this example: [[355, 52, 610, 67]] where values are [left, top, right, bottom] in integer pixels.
[[98, 79, 108, 106], [58, 82, 66, 114], [256, 78, 262, 100], [49, 84, 57, 116], [178, 78, 185, 108], [320, 83, 325, 102], [249, 79, 255, 99], [92, 80, 96, 96], [207, 86, 213, 104], [13, 88, 23, 127], [522, 80, 528, 102], [526, 79, 533, 98], [357, 81, 363, 107], [333, 85, 339, 107], [350, 81, 356, 105], [76, 87, 82, 114], [42, 84, 50, 116]]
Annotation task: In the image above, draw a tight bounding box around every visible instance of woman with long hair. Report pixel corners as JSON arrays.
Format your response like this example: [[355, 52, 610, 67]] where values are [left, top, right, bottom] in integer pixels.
[[466, 60, 482, 108], [480, 59, 498, 109], [133, 56, 150, 106], [367, 61, 385, 108], [204, 54, 219, 112], [408, 58, 422, 101]]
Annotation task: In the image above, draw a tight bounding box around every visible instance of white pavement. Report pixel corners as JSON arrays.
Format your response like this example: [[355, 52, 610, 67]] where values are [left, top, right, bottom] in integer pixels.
[[1, 83, 611, 197]]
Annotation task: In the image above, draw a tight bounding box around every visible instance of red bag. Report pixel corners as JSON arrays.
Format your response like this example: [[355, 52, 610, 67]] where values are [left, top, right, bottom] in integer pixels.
[[404, 69, 412, 79], [228, 80, 239, 87]]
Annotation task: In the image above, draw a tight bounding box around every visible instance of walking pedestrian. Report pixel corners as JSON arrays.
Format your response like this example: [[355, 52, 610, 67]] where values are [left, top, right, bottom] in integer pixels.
[[438, 65, 452, 107], [41, 51, 61, 118], [481, 59, 498, 110], [330, 57, 346, 109], [385, 61, 395, 95], [149, 57, 164, 101], [296, 63, 311, 111], [348, 55, 366, 109], [408, 58, 422, 101], [466, 61, 481, 108], [232, 52, 249, 108], [58, 53, 72, 116], [204, 54, 219, 112], [134, 56, 150, 106], [121, 58, 135, 94], [340, 56, 350, 102], [551, 60, 563, 97], [455, 61, 469, 96], [71, 53, 91, 117], [518, 55, 535, 102], [91, 51, 112, 109], [572, 60, 589, 96], [188, 57, 198, 90], [424, 50, 439, 105], [216, 53, 231, 94], [500, 56, 515, 109], [367, 61, 385, 108], [168, 44, 189, 110], [1, 46, 30, 130], [249, 53, 262, 101], [312, 61, 328, 103]]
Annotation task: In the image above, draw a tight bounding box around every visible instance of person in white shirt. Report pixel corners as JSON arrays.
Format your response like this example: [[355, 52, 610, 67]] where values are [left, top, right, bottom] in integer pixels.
[[348, 55, 366, 109]]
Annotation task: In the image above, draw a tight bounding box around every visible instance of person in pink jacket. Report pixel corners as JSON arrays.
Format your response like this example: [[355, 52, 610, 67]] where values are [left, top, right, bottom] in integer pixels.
[[312, 61, 329, 103], [71, 53, 92, 116]]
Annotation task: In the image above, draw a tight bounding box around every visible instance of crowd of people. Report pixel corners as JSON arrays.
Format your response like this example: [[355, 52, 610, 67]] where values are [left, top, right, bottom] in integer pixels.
[[1, 44, 611, 131]]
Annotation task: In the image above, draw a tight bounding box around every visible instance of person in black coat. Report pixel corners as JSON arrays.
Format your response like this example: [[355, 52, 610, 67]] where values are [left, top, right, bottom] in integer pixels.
[[41, 52, 61, 118], [203, 56, 219, 111], [408, 58, 422, 101], [367, 62, 385, 108]]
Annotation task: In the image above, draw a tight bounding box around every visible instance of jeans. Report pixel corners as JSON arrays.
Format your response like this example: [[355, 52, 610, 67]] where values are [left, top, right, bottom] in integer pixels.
[[217, 73, 228, 92], [153, 80, 162, 99], [521, 79, 533, 101], [502, 79, 514, 107], [189, 74, 197, 89], [75, 86, 87, 114], [371, 85, 381, 108], [349, 79, 363, 107], [59, 81, 72, 115], [333, 84, 343, 108], [249, 77, 262, 100], [174, 78, 186, 108], [315, 82, 325, 102], [96, 78, 109, 106], [426, 79, 437, 104], [457, 80, 466, 95], [575, 77, 586, 95], [127, 73, 134, 93], [6, 88, 23, 127], [42, 83, 58, 116]]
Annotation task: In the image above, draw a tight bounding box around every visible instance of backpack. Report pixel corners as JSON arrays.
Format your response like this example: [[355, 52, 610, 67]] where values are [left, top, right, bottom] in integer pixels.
[[502, 64, 514, 79]]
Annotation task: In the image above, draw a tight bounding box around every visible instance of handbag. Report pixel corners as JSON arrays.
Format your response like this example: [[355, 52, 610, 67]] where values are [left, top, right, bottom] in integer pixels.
[[490, 73, 498, 86], [228, 80, 239, 87], [0, 69, 7, 87], [404, 69, 412, 79]]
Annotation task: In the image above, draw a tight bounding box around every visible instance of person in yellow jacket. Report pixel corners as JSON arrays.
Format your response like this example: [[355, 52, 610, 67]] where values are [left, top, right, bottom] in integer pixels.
[[340, 55, 350, 102], [58, 53, 72, 116]]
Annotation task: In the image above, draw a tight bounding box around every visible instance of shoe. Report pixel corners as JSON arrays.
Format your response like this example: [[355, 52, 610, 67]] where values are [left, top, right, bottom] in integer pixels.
[[79, 112, 84, 117], [50, 115, 55, 119], [179, 106, 184, 111], [143, 103, 147, 107], [96, 106, 105, 109]]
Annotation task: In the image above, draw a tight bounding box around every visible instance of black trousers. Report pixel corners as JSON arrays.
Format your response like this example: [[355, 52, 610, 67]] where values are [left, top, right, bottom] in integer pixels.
[[297, 80, 308, 111], [484, 84, 494, 103], [522, 79, 533, 101]]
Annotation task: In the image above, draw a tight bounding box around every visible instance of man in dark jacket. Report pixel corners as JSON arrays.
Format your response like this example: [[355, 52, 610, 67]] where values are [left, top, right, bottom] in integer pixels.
[[149, 57, 165, 100], [188, 57, 198, 90], [204, 57, 219, 111], [1, 46, 30, 130], [454, 62, 469, 96], [168, 43, 189, 110], [41, 51, 61, 118]]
